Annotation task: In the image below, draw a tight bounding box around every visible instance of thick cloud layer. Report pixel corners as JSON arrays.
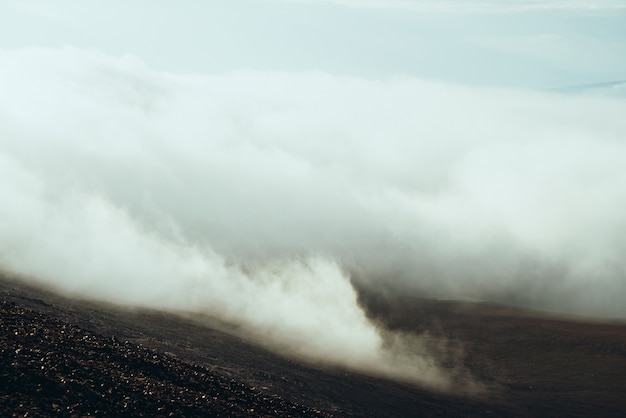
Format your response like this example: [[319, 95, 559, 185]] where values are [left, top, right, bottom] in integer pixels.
[[1, 47, 625, 386]]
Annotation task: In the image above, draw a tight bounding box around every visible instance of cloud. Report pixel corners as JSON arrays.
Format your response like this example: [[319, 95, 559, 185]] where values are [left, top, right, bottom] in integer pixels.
[[0, 138, 455, 389], [1, 46, 626, 387], [471, 34, 626, 75], [277, 0, 626, 14]]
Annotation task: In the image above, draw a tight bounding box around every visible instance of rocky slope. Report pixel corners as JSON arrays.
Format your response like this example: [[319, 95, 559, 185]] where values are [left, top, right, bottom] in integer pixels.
[[2, 273, 626, 417]]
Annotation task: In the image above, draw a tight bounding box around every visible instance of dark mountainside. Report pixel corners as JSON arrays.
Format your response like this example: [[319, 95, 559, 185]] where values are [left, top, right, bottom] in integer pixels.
[[2, 271, 626, 417]]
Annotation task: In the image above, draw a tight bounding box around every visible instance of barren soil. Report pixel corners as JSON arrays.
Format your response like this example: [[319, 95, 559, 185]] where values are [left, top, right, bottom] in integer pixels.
[[2, 273, 625, 417]]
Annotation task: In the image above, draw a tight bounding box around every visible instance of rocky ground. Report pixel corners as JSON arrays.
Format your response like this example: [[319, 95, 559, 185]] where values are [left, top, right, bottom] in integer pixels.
[[2, 273, 626, 417], [1, 300, 328, 418]]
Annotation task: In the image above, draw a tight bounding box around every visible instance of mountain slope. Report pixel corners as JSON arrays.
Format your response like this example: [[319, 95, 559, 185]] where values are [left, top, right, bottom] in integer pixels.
[[2, 273, 626, 417]]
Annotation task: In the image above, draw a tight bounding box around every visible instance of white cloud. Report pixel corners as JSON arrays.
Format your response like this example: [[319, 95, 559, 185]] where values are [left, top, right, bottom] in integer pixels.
[[1, 47, 626, 385], [2, 47, 626, 313]]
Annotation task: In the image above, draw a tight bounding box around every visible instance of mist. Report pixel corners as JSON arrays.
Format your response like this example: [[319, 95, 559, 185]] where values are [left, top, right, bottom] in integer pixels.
[[1, 46, 626, 389]]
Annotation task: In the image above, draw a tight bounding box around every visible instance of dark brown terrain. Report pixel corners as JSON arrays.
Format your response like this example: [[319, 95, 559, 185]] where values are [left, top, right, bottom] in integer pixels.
[[2, 272, 626, 417]]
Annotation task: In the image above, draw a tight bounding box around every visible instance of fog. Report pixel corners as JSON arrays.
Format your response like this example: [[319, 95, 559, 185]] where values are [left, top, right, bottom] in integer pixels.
[[1, 47, 625, 388]]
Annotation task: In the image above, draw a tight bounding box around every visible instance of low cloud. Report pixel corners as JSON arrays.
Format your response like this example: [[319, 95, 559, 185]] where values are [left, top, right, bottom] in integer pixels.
[[1, 46, 625, 389]]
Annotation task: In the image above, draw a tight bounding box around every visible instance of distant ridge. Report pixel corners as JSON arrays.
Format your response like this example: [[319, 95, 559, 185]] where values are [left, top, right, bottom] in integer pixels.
[[547, 79, 626, 94]]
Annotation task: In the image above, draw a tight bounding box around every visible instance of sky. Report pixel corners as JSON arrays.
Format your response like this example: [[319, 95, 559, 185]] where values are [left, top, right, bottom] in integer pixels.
[[1, 0, 626, 389], [1, 0, 625, 87]]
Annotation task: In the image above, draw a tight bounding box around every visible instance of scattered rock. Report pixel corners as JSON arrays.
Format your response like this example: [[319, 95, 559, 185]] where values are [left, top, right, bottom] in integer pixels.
[[0, 301, 329, 417]]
